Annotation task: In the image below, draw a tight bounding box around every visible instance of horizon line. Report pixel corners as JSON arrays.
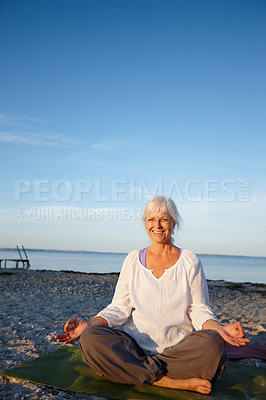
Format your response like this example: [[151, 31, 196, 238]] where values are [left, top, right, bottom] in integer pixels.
[[0, 247, 265, 259]]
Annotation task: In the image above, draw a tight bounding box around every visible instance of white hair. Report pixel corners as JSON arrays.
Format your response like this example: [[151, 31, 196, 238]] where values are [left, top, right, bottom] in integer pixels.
[[142, 196, 181, 234]]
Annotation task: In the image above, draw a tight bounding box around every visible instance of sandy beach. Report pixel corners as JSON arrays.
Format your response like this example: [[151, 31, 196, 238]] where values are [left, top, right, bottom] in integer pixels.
[[0, 269, 265, 400]]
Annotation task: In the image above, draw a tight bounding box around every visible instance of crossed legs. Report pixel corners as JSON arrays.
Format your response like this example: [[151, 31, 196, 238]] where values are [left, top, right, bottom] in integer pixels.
[[79, 326, 227, 394]]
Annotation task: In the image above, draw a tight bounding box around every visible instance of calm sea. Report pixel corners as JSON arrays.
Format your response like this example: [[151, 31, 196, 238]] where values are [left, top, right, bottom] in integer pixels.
[[0, 249, 265, 284]]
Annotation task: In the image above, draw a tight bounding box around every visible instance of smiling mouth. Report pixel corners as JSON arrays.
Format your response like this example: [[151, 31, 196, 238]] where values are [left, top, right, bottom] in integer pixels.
[[153, 231, 163, 234]]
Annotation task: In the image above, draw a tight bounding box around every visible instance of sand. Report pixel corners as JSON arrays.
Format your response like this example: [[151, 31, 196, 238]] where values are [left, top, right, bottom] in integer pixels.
[[0, 269, 265, 400]]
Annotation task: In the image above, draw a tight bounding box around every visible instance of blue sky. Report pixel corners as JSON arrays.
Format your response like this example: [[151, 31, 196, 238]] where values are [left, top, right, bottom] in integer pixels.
[[0, 0, 265, 256]]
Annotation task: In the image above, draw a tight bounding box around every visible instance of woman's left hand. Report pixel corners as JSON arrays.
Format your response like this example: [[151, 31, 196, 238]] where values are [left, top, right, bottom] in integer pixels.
[[203, 320, 250, 347], [216, 322, 250, 347]]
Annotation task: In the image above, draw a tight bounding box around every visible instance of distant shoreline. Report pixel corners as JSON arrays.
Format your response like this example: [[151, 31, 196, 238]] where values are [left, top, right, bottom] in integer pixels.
[[1, 250, 265, 284], [1, 247, 265, 259]]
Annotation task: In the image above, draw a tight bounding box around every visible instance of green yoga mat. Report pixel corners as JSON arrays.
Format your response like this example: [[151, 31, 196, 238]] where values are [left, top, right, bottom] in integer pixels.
[[1, 346, 266, 400]]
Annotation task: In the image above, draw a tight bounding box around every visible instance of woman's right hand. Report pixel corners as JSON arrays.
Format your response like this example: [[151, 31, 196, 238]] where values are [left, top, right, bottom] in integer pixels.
[[55, 318, 90, 344]]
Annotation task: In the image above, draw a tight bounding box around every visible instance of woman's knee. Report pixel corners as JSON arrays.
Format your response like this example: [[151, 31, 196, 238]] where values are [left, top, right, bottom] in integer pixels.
[[201, 330, 226, 355], [80, 325, 106, 348], [189, 330, 227, 381]]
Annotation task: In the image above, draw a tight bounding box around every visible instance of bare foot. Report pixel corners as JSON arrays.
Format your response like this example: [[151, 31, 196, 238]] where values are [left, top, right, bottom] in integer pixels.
[[152, 375, 212, 394]]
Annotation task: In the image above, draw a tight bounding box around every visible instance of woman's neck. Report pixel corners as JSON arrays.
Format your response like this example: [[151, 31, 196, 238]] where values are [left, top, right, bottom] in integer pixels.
[[149, 241, 176, 255]]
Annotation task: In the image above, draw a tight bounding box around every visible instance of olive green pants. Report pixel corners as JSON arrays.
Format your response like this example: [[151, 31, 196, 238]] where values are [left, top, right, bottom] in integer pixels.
[[79, 326, 227, 385]]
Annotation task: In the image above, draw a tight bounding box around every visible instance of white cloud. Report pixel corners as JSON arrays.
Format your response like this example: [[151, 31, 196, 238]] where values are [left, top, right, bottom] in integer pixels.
[[0, 131, 81, 147], [0, 112, 81, 147], [91, 140, 126, 150], [0, 113, 45, 127]]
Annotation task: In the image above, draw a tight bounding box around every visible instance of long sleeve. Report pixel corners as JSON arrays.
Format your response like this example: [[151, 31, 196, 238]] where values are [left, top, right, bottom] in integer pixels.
[[96, 251, 135, 327], [186, 256, 219, 330]]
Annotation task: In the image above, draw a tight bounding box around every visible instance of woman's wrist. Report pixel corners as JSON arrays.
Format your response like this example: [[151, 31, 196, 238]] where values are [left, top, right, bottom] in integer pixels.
[[202, 319, 221, 331]]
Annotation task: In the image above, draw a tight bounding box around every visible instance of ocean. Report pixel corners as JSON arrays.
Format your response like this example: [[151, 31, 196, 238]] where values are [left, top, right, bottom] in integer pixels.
[[0, 248, 265, 284]]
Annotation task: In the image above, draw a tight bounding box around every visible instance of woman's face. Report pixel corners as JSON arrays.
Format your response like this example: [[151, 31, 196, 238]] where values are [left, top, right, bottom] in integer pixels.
[[146, 210, 175, 245]]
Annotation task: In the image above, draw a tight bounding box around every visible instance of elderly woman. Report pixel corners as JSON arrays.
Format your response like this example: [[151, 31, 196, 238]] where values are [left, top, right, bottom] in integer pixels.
[[56, 196, 249, 394]]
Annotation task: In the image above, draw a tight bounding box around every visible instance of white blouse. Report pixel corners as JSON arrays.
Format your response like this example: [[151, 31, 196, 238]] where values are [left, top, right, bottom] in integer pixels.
[[97, 249, 218, 354]]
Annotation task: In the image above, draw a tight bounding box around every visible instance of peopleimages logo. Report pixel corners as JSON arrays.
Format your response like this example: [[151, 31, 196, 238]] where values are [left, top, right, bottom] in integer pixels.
[[14, 179, 250, 203]]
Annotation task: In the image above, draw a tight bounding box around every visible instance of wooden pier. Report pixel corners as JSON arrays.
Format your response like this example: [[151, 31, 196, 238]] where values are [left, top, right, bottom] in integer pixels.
[[0, 246, 30, 269]]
